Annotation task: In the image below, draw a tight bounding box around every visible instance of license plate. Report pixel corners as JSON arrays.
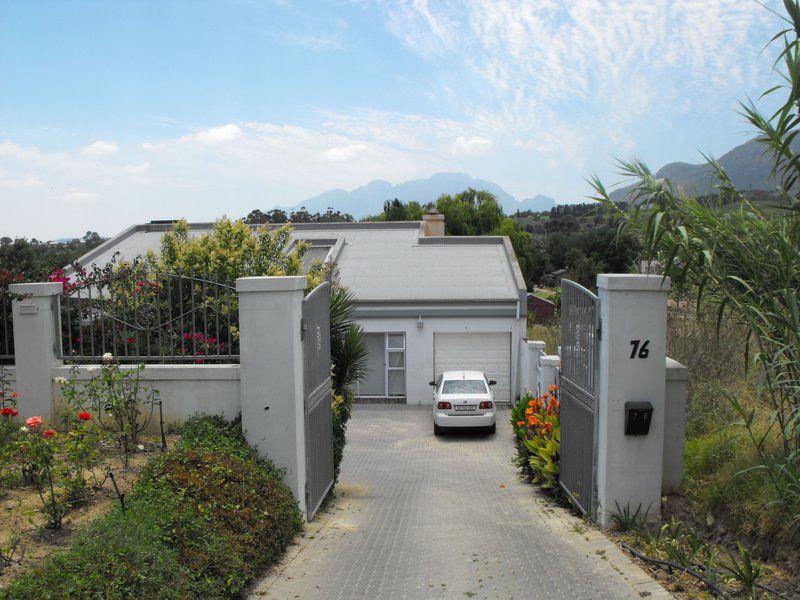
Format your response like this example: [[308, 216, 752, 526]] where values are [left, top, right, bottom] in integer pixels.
[[454, 405, 476, 411]]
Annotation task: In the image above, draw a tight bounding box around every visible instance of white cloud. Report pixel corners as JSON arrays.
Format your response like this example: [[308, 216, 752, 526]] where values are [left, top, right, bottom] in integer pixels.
[[82, 140, 119, 155], [192, 124, 243, 144], [64, 190, 101, 204], [447, 135, 492, 157], [320, 142, 369, 161]]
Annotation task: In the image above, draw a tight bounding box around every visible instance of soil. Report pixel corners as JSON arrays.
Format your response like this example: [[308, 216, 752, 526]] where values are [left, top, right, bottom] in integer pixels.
[[0, 433, 179, 587], [604, 494, 800, 599]]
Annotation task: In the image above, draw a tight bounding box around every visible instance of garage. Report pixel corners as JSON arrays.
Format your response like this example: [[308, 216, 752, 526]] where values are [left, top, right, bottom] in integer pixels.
[[433, 332, 512, 404]]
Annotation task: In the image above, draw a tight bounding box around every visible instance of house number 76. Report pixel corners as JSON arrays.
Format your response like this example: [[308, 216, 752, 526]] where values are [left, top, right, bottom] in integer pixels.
[[629, 340, 650, 359]]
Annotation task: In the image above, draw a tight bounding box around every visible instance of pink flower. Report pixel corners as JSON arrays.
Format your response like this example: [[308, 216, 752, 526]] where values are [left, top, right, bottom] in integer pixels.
[[25, 416, 44, 429]]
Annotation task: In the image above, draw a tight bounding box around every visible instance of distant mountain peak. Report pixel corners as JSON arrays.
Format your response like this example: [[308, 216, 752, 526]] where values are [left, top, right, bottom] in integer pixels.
[[610, 138, 786, 202]]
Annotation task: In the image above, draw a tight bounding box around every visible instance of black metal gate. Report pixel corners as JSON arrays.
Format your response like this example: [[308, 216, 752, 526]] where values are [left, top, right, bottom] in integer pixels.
[[559, 279, 600, 517], [302, 282, 334, 520]]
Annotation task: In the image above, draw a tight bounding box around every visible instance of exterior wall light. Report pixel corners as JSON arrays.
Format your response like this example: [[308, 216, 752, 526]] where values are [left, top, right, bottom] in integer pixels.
[[416, 316, 423, 329]]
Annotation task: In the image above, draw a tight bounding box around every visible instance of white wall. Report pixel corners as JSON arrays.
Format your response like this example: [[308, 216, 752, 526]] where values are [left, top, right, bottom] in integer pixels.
[[357, 314, 525, 405], [51, 364, 240, 432]]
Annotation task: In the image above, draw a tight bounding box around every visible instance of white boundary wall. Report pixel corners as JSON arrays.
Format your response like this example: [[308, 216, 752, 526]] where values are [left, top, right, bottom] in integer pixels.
[[10, 276, 314, 519]]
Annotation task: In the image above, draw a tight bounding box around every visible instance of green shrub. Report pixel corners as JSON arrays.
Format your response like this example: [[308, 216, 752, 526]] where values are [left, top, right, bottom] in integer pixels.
[[332, 391, 352, 485], [0, 415, 302, 600]]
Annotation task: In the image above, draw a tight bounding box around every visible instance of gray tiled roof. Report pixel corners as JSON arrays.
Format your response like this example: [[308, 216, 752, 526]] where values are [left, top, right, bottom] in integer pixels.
[[75, 221, 525, 303]]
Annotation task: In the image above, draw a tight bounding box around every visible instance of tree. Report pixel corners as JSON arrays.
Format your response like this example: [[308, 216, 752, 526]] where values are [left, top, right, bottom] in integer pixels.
[[436, 188, 504, 235], [150, 218, 306, 281], [591, 0, 800, 522]]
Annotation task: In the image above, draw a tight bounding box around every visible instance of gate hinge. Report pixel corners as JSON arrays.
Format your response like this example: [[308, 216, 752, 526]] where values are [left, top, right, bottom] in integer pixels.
[[305, 480, 310, 498], [597, 317, 602, 341], [300, 318, 306, 341]]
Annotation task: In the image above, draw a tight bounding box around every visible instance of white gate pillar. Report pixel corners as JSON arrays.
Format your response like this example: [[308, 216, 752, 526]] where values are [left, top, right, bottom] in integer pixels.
[[540, 355, 560, 395], [9, 282, 62, 422], [237, 276, 307, 518], [596, 274, 670, 527]]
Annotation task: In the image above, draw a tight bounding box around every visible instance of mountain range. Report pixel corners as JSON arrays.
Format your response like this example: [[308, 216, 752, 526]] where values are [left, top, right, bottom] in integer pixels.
[[610, 138, 780, 201], [275, 138, 782, 218], [277, 172, 556, 218]]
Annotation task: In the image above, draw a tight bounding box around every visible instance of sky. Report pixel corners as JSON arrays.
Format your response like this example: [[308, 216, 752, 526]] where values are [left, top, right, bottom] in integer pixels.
[[0, 0, 786, 240]]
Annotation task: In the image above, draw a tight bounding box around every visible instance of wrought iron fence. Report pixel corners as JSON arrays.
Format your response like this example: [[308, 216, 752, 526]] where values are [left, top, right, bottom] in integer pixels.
[[0, 290, 13, 364], [59, 270, 239, 363]]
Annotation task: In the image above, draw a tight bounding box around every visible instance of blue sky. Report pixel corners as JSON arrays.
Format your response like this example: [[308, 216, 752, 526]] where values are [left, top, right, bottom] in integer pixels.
[[0, 0, 784, 239]]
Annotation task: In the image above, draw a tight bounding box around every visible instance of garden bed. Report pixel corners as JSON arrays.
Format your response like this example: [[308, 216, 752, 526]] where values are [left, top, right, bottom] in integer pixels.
[[0, 433, 176, 587], [0, 416, 302, 599]]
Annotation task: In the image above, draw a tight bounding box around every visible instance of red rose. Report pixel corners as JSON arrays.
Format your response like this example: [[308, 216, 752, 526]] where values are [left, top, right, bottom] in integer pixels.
[[1, 407, 13, 416], [78, 411, 91, 421], [26, 416, 44, 429], [43, 428, 56, 438]]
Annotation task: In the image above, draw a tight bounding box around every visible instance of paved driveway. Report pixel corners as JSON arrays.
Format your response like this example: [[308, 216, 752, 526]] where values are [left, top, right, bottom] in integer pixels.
[[250, 406, 670, 600]]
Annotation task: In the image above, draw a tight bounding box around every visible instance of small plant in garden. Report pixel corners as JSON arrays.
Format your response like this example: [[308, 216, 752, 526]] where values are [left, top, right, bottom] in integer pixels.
[[59, 357, 158, 468], [609, 501, 650, 532], [60, 409, 102, 501], [17, 416, 66, 529], [511, 386, 560, 493]]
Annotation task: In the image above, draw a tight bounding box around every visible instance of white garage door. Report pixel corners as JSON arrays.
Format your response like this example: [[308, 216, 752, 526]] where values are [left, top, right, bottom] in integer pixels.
[[433, 332, 512, 404]]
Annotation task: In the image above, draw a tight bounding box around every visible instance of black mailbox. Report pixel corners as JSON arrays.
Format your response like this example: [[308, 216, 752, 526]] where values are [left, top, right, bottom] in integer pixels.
[[624, 402, 653, 436]]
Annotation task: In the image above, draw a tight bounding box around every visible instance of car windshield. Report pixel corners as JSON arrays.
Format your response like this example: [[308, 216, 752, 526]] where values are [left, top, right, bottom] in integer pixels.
[[442, 379, 487, 394]]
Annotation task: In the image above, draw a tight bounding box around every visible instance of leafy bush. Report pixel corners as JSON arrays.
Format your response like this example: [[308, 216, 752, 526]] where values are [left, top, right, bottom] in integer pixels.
[[0, 415, 302, 599], [332, 391, 353, 484], [511, 387, 560, 494]]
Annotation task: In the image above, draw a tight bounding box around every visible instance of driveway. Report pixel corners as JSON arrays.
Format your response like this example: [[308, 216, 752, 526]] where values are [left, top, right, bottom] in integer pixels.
[[250, 406, 670, 600]]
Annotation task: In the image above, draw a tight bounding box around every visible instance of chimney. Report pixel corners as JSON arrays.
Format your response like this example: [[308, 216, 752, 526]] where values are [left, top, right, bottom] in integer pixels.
[[422, 208, 445, 237]]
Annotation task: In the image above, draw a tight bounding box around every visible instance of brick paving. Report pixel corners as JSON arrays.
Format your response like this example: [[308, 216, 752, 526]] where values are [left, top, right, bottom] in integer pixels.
[[249, 406, 671, 600]]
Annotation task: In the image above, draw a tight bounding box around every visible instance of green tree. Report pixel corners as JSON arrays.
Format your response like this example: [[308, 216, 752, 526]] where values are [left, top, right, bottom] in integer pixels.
[[591, 0, 800, 523], [150, 218, 306, 281]]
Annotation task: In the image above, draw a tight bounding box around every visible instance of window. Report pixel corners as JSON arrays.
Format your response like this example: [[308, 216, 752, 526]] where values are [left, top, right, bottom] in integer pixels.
[[442, 379, 488, 395], [357, 333, 406, 397]]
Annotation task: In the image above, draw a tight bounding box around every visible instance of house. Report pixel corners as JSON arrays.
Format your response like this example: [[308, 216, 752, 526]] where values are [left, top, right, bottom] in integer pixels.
[[541, 268, 568, 287], [72, 212, 527, 404], [527, 293, 556, 323]]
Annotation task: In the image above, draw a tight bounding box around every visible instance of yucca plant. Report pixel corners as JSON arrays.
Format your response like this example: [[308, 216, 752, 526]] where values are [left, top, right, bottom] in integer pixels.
[[591, 0, 800, 526]]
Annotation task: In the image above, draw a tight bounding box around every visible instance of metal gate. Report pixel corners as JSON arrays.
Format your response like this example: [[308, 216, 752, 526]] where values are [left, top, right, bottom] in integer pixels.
[[559, 279, 600, 517], [302, 282, 334, 520]]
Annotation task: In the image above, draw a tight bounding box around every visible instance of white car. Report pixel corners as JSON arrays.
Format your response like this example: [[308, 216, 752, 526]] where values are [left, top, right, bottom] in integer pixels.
[[430, 370, 497, 435]]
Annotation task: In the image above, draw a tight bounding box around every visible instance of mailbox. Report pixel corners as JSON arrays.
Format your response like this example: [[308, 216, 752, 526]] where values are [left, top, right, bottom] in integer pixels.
[[624, 401, 653, 436]]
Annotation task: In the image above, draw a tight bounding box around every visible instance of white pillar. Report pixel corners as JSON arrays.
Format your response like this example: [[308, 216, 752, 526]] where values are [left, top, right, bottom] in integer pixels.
[[540, 355, 560, 395], [9, 282, 62, 422], [596, 274, 670, 527], [663, 357, 688, 494], [519, 340, 546, 396], [237, 276, 307, 518]]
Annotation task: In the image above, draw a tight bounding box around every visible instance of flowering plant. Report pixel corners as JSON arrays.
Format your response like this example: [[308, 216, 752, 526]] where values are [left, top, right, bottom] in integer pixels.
[[511, 386, 561, 493], [17, 417, 66, 529]]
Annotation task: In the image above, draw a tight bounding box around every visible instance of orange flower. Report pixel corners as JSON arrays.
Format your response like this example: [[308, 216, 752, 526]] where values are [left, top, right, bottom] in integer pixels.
[[516, 420, 525, 427], [549, 385, 558, 392], [525, 407, 533, 416], [528, 400, 536, 408], [11, 391, 18, 398]]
